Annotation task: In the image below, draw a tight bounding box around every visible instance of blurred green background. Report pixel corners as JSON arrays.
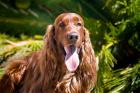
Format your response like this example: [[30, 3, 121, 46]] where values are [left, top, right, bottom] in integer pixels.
[[0, 0, 140, 93]]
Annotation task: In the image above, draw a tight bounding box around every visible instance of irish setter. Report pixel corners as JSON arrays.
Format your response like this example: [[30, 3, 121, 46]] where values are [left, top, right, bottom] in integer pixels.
[[0, 13, 97, 93]]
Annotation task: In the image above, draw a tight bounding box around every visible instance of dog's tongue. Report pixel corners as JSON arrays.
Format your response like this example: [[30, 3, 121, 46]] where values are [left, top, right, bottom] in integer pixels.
[[64, 46, 79, 72]]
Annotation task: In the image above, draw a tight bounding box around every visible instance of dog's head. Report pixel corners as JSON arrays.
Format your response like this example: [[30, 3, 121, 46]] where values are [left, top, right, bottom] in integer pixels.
[[44, 13, 92, 72]]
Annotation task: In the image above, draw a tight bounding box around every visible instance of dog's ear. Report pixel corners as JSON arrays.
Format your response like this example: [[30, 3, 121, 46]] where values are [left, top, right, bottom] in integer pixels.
[[79, 27, 97, 90], [43, 25, 55, 41], [84, 28, 91, 48], [81, 27, 95, 58], [43, 24, 57, 55]]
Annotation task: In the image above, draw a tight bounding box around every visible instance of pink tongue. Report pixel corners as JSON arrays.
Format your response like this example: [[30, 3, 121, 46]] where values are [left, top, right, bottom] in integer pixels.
[[64, 47, 79, 72]]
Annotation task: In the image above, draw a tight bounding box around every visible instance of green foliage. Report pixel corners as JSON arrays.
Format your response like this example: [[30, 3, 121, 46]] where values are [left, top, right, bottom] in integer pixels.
[[0, 34, 43, 66], [0, 0, 140, 92], [104, 62, 140, 93], [0, 0, 50, 36], [0, 39, 43, 66]]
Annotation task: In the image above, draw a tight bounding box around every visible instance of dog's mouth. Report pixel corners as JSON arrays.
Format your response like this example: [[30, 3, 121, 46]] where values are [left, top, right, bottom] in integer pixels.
[[64, 45, 80, 72]]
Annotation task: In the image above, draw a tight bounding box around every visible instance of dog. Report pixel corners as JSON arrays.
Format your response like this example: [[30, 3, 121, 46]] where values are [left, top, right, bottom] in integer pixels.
[[0, 13, 97, 93]]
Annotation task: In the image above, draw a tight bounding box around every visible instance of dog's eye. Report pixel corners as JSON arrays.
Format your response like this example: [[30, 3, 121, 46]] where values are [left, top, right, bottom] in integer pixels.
[[59, 22, 65, 28], [76, 22, 82, 26]]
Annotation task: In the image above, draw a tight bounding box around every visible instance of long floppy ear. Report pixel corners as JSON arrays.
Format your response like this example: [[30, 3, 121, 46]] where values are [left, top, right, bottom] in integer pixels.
[[43, 24, 57, 55], [32, 25, 57, 91], [19, 25, 57, 92], [81, 28, 96, 63], [44, 24, 55, 43], [79, 28, 97, 91]]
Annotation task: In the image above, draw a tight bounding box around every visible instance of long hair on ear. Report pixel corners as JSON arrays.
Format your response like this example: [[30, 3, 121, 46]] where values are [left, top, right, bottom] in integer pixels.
[[78, 27, 97, 91], [20, 25, 57, 93], [43, 24, 57, 60]]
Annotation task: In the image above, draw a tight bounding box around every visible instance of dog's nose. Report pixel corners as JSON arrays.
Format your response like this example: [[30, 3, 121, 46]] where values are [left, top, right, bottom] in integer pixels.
[[68, 32, 79, 41]]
